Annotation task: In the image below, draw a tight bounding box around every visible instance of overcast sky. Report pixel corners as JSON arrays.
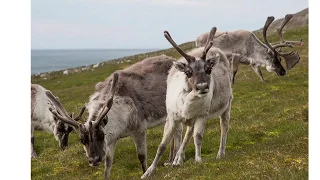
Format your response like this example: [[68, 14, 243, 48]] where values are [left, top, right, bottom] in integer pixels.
[[31, 0, 308, 49]]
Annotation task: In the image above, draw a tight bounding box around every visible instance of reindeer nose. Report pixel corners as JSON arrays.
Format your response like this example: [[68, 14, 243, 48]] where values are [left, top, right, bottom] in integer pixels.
[[280, 70, 286, 76], [89, 156, 101, 166], [196, 83, 208, 91]]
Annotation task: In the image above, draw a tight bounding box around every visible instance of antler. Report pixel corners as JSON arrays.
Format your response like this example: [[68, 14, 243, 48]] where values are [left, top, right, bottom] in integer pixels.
[[46, 90, 81, 128], [263, 16, 299, 54], [282, 51, 300, 70], [201, 27, 217, 60], [272, 42, 294, 50], [274, 14, 303, 69], [263, 16, 293, 52], [277, 14, 304, 46], [92, 72, 119, 128], [262, 15, 302, 70], [74, 105, 86, 121], [262, 16, 275, 51], [164, 31, 196, 63]]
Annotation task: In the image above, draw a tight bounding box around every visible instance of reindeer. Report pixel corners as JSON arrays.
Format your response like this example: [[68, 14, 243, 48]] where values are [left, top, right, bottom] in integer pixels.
[[46, 55, 184, 179], [141, 27, 233, 179], [31, 84, 85, 158], [195, 14, 303, 84]]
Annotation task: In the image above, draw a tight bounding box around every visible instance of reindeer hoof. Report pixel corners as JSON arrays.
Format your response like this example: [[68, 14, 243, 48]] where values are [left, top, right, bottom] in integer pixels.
[[31, 152, 37, 158], [172, 155, 184, 167], [141, 166, 156, 179], [195, 156, 202, 163], [216, 152, 225, 159]]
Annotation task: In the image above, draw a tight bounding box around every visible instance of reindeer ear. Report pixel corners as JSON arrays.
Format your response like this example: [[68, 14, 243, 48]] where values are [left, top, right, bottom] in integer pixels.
[[95, 82, 104, 91], [207, 53, 220, 68], [67, 126, 74, 133], [57, 120, 62, 126], [78, 124, 85, 133], [267, 49, 273, 56], [100, 116, 108, 127], [173, 61, 187, 72]]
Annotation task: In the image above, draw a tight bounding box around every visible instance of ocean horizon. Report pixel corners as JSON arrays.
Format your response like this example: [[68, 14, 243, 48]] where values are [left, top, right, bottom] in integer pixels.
[[31, 49, 159, 75]]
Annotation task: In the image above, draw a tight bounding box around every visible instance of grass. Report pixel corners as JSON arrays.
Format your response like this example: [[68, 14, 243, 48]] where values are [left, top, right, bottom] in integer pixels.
[[31, 25, 308, 180]]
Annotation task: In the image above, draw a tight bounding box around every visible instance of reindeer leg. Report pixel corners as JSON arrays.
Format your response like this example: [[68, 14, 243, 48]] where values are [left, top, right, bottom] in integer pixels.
[[141, 118, 179, 179], [132, 132, 147, 173], [104, 142, 116, 180], [172, 125, 194, 166], [31, 127, 37, 158], [251, 65, 265, 82], [193, 118, 207, 162], [217, 99, 232, 159], [164, 123, 183, 166], [231, 55, 240, 84], [163, 139, 175, 166]]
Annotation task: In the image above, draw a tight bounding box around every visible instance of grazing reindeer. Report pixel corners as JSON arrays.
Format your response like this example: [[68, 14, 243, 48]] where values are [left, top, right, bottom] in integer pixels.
[[141, 27, 233, 179], [46, 56, 183, 179], [31, 84, 85, 158], [195, 14, 303, 84]]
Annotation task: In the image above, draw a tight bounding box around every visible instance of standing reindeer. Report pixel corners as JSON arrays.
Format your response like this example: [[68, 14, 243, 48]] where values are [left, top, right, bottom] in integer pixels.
[[31, 84, 85, 158], [195, 14, 303, 84], [141, 27, 233, 179], [46, 56, 184, 179]]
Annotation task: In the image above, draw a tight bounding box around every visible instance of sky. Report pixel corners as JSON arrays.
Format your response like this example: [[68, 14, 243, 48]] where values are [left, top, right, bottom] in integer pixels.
[[31, 0, 308, 49]]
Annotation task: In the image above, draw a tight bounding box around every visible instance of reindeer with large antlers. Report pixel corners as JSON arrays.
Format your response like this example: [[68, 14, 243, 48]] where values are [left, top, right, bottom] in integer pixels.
[[46, 54, 185, 179], [141, 27, 233, 179], [31, 84, 85, 158], [195, 14, 303, 84]]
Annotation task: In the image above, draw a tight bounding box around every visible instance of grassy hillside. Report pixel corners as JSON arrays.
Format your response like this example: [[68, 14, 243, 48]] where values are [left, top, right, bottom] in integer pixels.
[[253, 8, 308, 34], [31, 25, 308, 180]]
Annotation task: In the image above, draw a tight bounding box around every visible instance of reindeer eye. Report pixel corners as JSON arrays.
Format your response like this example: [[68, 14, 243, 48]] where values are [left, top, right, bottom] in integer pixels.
[[80, 139, 85, 144], [205, 66, 212, 74], [185, 71, 192, 78]]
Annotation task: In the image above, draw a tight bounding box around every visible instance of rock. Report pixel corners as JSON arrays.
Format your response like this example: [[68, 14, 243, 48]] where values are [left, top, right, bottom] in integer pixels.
[[93, 63, 100, 68], [63, 70, 68, 75]]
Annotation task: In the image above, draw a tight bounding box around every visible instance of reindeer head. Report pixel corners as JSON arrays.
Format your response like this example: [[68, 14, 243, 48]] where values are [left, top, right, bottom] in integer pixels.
[[54, 113, 78, 150], [46, 73, 119, 167], [262, 14, 303, 75], [165, 27, 220, 95], [49, 96, 84, 150]]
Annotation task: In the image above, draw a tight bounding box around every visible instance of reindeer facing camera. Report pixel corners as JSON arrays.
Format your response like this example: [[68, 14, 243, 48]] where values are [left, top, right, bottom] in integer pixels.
[[142, 27, 233, 179]]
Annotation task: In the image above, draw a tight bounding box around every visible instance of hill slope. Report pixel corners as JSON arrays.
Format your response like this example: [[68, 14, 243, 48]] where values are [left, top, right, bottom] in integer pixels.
[[253, 8, 308, 34]]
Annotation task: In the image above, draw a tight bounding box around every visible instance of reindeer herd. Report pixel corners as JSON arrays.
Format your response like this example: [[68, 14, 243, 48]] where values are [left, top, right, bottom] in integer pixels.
[[31, 14, 303, 179]]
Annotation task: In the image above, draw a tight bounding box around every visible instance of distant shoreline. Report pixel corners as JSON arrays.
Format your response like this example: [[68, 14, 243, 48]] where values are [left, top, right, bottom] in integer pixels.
[[31, 49, 160, 75], [31, 48, 160, 51]]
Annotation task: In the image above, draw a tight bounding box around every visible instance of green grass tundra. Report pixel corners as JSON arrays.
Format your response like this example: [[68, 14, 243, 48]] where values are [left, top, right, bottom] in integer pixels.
[[31, 26, 308, 180]]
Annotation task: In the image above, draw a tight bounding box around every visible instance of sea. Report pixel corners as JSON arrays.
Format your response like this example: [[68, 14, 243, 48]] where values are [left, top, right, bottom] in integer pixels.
[[31, 49, 158, 75]]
